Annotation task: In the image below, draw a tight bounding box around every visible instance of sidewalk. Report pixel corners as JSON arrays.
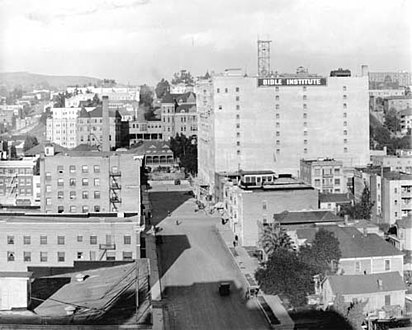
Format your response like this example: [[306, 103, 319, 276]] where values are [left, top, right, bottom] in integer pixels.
[[215, 222, 294, 330]]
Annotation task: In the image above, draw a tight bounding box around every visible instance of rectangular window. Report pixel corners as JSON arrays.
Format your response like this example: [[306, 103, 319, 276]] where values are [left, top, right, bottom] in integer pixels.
[[45, 172, 51, 181], [40, 235, 47, 245], [385, 259, 390, 271], [82, 191, 89, 199], [334, 168, 340, 175], [82, 205, 89, 213], [123, 252, 133, 261], [90, 235, 97, 245], [106, 251, 116, 261], [94, 205, 100, 212], [57, 165, 64, 174], [82, 165, 88, 173], [77, 252, 84, 260], [40, 252, 48, 262], [7, 251, 15, 261], [82, 178, 89, 186], [94, 191, 100, 199], [69, 178, 76, 186], [57, 252, 65, 262], [90, 251, 96, 261], [334, 178, 340, 185], [94, 178, 100, 186], [69, 165, 76, 173], [23, 236, 31, 245], [7, 235, 14, 244], [385, 295, 391, 306], [94, 165, 100, 173], [314, 179, 321, 187], [58, 191, 64, 199], [57, 236, 65, 245], [77, 235, 83, 242], [46, 198, 52, 206], [24, 251, 31, 262], [124, 235, 132, 245], [262, 200, 267, 210], [355, 261, 361, 273], [57, 178, 64, 187]]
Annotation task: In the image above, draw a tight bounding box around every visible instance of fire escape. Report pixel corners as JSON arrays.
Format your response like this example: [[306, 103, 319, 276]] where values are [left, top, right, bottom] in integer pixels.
[[109, 169, 122, 212], [8, 172, 18, 199]]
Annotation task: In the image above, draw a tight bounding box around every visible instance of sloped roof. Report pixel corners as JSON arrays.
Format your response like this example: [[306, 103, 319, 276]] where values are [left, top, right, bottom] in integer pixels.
[[319, 193, 354, 204], [176, 104, 197, 113], [274, 210, 343, 224], [24, 142, 69, 156], [71, 144, 100, 152], [327, 272, 405, 295], [297, 225, 404, 258], [78, 106, 121, 118], [161, 91, 196, 104], [132, 141, 173, 155]]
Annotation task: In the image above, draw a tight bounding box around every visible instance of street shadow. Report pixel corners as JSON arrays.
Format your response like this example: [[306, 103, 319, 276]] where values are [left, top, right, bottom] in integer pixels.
[[158, 233, 191, 278], [148, 191, 193, 226], [162, 281, 268, 330]]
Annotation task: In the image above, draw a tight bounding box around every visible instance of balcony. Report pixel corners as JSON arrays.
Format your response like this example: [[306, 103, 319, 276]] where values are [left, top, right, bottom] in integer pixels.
[[99, 243, 116, 250], [110, 196, 122, 203], [110, 183, 121, 189]]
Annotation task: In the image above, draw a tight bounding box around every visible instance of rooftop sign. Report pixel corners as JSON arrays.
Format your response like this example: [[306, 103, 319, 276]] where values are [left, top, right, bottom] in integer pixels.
[[257, 77, 327, 87]]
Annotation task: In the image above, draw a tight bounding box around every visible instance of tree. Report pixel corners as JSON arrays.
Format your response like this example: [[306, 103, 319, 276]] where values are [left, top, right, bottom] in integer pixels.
[[255, 248, 316, 307], [155, 79, 170, 99], [171, 70, 194, 85], [139, 84, 154, 109], [10, 145, 17, 159], [23, 135, 39, 152], [384, 108, 400, 133], [169, 134, 198, 175], [333, 294, 367, 330], [258, 222, 295, 256], [340, 186, 374, 220], [299, 228, 342, 277]]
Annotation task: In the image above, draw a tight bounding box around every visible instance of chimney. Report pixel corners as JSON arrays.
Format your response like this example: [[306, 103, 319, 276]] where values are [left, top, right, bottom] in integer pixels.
[[361, 65, 369, 77], [102, 96, 110, 152]]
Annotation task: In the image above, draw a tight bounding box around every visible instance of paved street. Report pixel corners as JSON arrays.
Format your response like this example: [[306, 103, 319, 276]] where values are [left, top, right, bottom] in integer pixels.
[[149, 190, 270, 330]]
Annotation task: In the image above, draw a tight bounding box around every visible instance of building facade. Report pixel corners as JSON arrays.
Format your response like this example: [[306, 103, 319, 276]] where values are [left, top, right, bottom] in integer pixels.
[[384, 96, 412, 112], [196, 68, 370, 194], [0, 157, 40, 207], [371, 155, 412, 174], [222, 175, 319, 246], [300, 158, 346, 193], [0, 214, 142, 271], [129, 120, 163, 144], [46, 107, 81, 148], [161, 92, 197, 141], [76, 107, 122, 149], [40, 147, 143, 213], [398, 107, 412, 134], [369, 71, 411, 87]]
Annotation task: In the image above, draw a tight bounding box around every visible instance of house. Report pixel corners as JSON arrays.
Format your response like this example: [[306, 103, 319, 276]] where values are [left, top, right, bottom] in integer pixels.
[[321, 272, 406, 315], [319, 193, 354, 214], [296, 225, 404, 276]]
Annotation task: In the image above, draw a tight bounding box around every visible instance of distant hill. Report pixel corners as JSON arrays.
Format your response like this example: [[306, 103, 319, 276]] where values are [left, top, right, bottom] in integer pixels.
[[0, 72, 103, 91]]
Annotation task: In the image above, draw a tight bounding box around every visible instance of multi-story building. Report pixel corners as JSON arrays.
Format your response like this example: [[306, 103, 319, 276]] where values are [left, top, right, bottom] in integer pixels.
[[369, 89, 405, 98], [222, 172, 319, 246], [129, 120, 163, 144], [371, 154, 412, 174], [161, 92, 197, 141], [384, 96, 412, 112], [46, 107, 81, 148], [65, 93, 96, 108], [300, 158, 346, 193], [76, 106, 122, 149], [170, 83, 194, 94], [398, 107, 412, 134], [197, 67, 370, 195], [0, 157, 40, 207], [40, 145, 144, 213], [0, 213, 143, 271], [382, 172, 412, 225], [369, 71, 411, 87]]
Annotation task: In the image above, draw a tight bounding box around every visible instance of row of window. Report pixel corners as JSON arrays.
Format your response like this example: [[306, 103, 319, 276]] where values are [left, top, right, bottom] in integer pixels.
[[7, 251, 133, 262], [44, 203, 102, 213], [6, 234, 132, 245], [47, 178, 100, 187], [56, 165, 102, 175], [0, 188, 32, 196], [216, 87, 240, 93], [0, 168, 33, 175], [55, 190, 101, 199]]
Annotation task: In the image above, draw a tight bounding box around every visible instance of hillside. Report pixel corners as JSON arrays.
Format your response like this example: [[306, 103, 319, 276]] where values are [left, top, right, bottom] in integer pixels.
[[0, 72, 102, 91]]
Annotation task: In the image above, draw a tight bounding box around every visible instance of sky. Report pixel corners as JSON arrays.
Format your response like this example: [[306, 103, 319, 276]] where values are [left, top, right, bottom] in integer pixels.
[[0, 0, 411, 85]]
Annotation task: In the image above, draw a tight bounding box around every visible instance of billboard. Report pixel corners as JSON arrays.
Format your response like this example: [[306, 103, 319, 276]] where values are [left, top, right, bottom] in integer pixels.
[[257, 77, 327, 87]]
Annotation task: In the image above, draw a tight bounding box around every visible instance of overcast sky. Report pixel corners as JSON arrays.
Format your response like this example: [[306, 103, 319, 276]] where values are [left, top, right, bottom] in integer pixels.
[[0, 0, 411, 85]]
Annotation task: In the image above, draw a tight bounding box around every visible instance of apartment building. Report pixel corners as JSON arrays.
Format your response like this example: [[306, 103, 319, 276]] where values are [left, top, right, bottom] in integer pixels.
[[369, 71, 411, 87], [398, 107, 412, 134], [196, 67, 370, 195], [76, 106, 122, 149], [161, 92, 197, 141], [382, 172, 412, 225], [129, 120, 163, 144], [40, 145, 143, 213], [0, 157, 40, 207], [46, 107, 80, 148], [371, 154, 412, 174], [0, 213, 143, 271], [384, 96, 412, 112], [300, 158, 346, 193]]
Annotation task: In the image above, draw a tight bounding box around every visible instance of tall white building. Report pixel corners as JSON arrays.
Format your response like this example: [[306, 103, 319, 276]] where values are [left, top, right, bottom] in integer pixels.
[[196, 67, 370, 195], [46, 108, 81, 148]]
